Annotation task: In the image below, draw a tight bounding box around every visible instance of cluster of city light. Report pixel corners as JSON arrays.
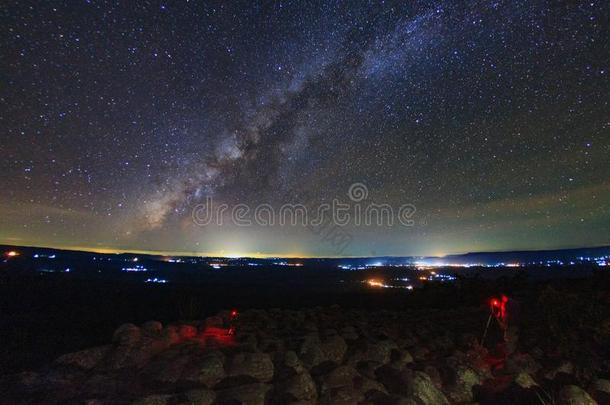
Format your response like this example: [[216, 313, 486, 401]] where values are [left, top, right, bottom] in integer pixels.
[[145, 277, 168, 284], [413, 261, 482, 269], [339, 265, 368, 270], [418, 271, 457, 282], [273, 261, 303, 266], [365, 279, 413, 290], [340, 261, 526, 270], [338, 262, 391, 270], [33, 253, 56, 259], [37, 267, 70, 273], [92, 256, 113, 261], [121, 265, 148, 272]]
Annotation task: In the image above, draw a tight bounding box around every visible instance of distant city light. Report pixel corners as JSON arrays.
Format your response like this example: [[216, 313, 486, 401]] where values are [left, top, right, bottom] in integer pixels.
[[366, 279, 414, 290], [273, 261, 304, 266], [121, 265, 148, 272], [145, 277, 168, 284], [367, 279, 385, 287], [34, 253, 56, 259]]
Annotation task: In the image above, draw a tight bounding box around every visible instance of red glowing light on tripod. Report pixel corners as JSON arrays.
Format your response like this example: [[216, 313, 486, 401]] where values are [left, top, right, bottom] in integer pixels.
[[489, 295, 508, 322]]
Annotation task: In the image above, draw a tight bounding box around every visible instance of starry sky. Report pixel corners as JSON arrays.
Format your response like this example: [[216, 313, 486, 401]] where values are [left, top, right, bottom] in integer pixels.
[[1, 0, 608, 257]]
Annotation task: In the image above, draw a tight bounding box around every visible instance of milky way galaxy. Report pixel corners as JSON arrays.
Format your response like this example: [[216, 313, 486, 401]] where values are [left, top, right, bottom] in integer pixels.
[[1, 1, 608, 256]]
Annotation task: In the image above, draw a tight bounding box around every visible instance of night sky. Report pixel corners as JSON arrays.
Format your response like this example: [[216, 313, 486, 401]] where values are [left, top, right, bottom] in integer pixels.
[[1, 1, 608, 257]]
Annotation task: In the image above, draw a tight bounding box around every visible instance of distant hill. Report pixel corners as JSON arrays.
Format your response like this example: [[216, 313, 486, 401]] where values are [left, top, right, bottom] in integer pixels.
[[2, 244, 609, 267], [422, 246, 610, 265]]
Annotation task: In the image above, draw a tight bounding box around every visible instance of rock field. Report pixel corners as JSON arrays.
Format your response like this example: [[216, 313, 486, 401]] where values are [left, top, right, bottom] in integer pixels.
[[1, 306, 608, 404]]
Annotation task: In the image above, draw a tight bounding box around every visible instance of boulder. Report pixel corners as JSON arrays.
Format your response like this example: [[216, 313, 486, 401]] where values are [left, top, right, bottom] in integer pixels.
[[514, 372, 538, 389], [303, 321, 318, 333], [457, 333, 479, 350], [183, 350, 226, 387], [464, 347, 492, 379], [318, 365, 386, 403], [131, 394, 172, 405], [103, 345, 157, 370], [320, 335, 347, 364], [160, 325, 180, 346], [423, 365, 443, 390], [398, 332, 419, 349], [323, 365, 358, 389], [55, 346, 111, 370], [228, 352, 274, 382], [321, 386, 365, 404], [81, 373, 122, 397], [505, 353, 541, 375], [590, 379, 610, 404], [13, 371, 40, 388], [429, 334, 455, 353], [235, 332, 258, 349], [590, 378, 610, 394], [558, 385, 598, 405], [321, 328, 339, 338], [357, 360, 384, 380], [216, 383, 272, 405], [544, 361, 574, 380], [366, 339, 397, 364], [183, 388, 216, 405], [299, 335, 326, 369], [389, 349, 414, 370], [145, 353, 191, 384], [274, 350, 306, 379], [445, 365, 480, 403], [411, 346, 430, 361], [258, 336, 284, 352], [410, 371, 450, 405], [141, 321, 163, 335], [340, 326, 359, 341], [375, 365, 411, 396], [113, 323, 141, 346], [178, 324, 198, 339], [281, 371, 318, 401]]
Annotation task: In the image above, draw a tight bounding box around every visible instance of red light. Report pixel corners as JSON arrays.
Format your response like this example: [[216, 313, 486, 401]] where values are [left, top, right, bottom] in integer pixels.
[[489, 295, 508, 323], [230, 310, 238, 317]]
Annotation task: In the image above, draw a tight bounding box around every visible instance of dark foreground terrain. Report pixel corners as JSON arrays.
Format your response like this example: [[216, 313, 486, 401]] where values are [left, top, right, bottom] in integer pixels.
[[1, 267, 610, 404]]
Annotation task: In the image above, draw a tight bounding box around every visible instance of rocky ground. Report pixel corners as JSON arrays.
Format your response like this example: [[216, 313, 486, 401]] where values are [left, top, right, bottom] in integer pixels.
[[1, 306, 608, 404]]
